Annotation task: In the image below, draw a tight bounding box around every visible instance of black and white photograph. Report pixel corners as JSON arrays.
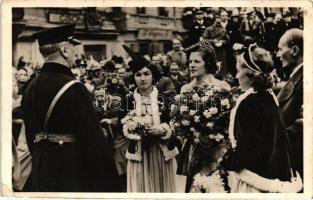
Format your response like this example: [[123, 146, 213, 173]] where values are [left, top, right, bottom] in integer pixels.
[[3, 1, 313, 198]]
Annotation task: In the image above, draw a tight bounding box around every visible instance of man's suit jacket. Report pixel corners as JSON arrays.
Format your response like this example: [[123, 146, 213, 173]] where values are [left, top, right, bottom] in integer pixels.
[[277, 66, 303, 177], [170, 74, 189, 94]]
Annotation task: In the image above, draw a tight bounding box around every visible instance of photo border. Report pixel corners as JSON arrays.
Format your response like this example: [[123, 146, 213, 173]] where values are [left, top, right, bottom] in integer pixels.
[[2, 0, 313, 198]]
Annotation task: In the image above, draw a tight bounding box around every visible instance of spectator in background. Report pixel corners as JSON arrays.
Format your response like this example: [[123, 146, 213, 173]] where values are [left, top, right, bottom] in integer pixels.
[[264, 13, 277, 52], [16, 68, 29, 95], [189, 9, 208, 45], [76, 58, 88, 83], [155, 63, 176, 96], [166, 38, 188, 76], [225, 9, 244, 76], [240, 8, 265, 46], [202, 12, 230, 76], [169, 62, 188, 93]]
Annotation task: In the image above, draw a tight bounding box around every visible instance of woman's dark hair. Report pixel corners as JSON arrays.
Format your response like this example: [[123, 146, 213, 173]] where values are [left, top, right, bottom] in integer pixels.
[[129, 58, 161, 85], [187, 40, 218, 75]]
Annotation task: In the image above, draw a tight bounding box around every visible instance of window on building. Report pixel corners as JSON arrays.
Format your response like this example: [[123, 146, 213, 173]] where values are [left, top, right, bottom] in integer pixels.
[[163, 41, 172, 53], [158, 7, 169, 17], [84, 45, 106, 62], [136, 7, 146, 15], [139, 43, 149, 55]]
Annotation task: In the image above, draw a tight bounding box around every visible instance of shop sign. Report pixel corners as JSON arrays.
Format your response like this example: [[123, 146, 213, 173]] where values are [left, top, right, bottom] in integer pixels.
[[138, 29, 172, 40]]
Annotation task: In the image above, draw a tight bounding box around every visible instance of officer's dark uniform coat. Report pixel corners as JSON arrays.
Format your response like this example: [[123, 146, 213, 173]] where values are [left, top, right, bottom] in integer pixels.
[[22, 62, 121, 192]]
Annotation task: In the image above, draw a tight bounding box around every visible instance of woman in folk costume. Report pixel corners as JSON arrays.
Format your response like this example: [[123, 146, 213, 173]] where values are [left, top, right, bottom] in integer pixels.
[[121, 45, 179, 192], [177, 40, 231, 192], [226, 44, 302, 192]]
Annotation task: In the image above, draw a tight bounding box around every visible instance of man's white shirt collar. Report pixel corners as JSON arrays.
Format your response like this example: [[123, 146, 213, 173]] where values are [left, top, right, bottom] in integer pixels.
[[290, 63, 303, 78], [221, 21, 228, 29]]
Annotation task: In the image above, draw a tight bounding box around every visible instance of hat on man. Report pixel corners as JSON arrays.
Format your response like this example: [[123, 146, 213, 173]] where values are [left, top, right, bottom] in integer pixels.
[[32, 24, 82, 46], [245, 7, 255, 15]]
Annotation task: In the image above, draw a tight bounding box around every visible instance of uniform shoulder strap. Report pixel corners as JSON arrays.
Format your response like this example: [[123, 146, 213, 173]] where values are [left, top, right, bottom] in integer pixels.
[[43, 80, 80, 131]]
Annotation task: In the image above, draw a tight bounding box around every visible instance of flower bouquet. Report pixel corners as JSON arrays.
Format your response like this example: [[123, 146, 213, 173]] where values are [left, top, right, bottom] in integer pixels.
[[170, 80, 243, 176], [170, 83, 234, 147], [121, 110, 154, 153], [191, 169, 229, 193]]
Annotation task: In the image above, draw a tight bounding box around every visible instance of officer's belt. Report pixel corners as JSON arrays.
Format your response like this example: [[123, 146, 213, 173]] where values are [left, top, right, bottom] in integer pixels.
[[34, 132, 77, 144]]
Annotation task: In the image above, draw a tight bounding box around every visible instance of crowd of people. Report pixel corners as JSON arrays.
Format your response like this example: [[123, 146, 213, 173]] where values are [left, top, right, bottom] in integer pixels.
[[12, 7, 304, 193]]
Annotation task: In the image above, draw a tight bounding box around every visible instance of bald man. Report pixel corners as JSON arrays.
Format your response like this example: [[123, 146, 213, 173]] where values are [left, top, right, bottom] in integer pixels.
[[276, 28, 303, 178]]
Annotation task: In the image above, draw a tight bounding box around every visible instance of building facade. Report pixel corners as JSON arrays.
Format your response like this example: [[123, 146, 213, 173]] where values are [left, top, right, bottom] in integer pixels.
[[12, 7, 187, 66]]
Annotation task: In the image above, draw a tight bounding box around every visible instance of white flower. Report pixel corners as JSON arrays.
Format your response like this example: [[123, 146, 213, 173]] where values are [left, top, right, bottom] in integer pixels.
[[127, 121, 138, 130], [192, 93, 200, 101], [203, 110, 212, 119], [193, 172, 227, 193], [212, 85, 222, 92], [189, 110, 197, 116], [181, 119, 191, 126], [221, 98, 230, 109], [169, 120, 175, 128], [174, 122, 181, 128], [170, 104, 177, 111], [194, 115, 201, 123], [194, 138, 200, 144], [174, 95, 181, 101], [136, 117, 145, 126], [121, 115, 130, 124], [194, 132, 200, 138], [201, 95, 209, 103], [209, 107, 218, 115], [180, 105, 189, 113], [127, 133, 141, 140], [209, 134, 215, 139], [207, 122, 214, 128], [204, 90, 214, 97], [190, 127, 196, 132], [215, 133, 224, 141]]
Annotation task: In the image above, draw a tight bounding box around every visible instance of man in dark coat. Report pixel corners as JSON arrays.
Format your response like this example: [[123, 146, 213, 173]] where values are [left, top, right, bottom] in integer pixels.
[[202, 13, 230, 76], [21, 24, 120, 192], [166, 38, 188, 74], [276, 28, 303, 178], [169, 62, 188, 94]]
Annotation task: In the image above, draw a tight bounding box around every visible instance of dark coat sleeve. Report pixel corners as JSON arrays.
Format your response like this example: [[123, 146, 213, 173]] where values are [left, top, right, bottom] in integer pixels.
[[226, 98, 265, 172]]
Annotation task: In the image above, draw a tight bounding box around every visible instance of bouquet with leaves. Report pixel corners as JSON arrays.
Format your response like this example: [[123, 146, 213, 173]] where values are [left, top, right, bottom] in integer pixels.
[[170, 83, 235, 147], [121, 110, 152, 141]]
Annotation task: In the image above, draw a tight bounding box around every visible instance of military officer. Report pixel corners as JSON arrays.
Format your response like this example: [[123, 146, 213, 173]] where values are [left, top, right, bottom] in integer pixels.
[[21, 24, 121, 192]]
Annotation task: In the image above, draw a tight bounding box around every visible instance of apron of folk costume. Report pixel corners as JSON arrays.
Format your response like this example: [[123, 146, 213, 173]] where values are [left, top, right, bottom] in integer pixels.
[[125, 87, 178, 192]]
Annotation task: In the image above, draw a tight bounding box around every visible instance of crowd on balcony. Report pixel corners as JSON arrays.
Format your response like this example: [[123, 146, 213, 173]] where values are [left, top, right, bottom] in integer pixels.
[[12, 7, 303, 193]]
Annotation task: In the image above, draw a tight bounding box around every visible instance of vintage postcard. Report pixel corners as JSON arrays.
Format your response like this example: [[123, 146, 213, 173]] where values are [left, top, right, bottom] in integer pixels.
[[1, 0, 313, 199]]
